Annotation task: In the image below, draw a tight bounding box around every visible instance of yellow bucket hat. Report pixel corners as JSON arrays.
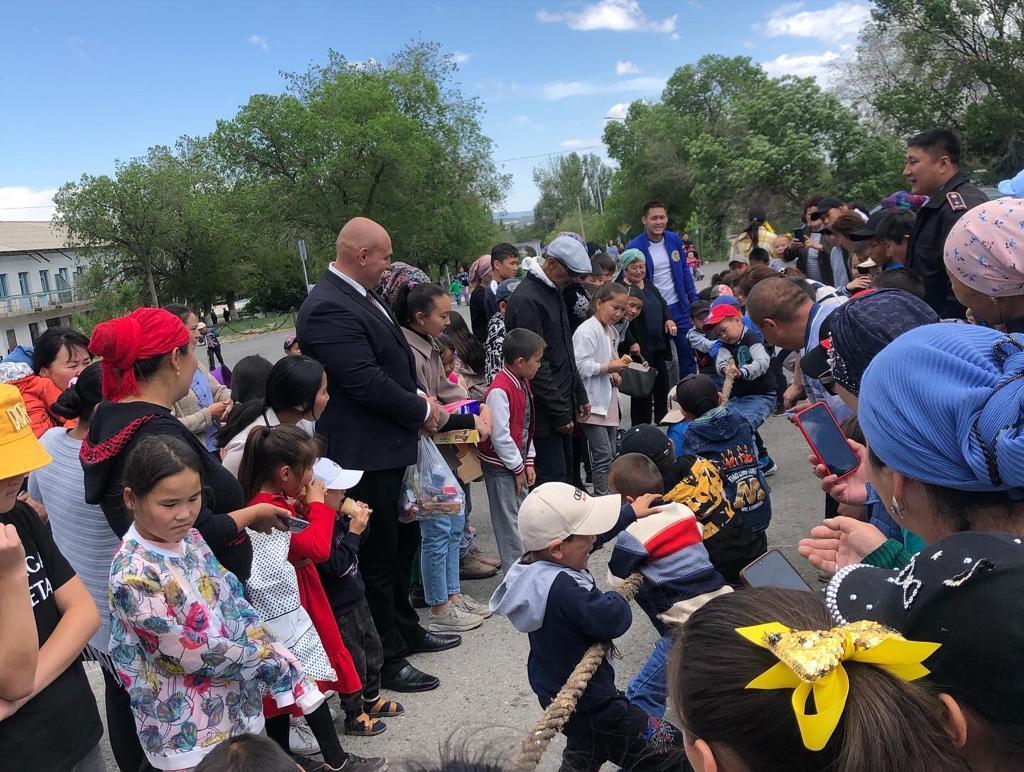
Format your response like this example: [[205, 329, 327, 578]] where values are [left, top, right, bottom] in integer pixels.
[[0, 384, 52, 478]]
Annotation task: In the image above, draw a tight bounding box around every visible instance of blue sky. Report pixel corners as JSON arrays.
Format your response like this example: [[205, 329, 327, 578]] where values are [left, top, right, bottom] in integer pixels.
[[0, 0, 871, 219]]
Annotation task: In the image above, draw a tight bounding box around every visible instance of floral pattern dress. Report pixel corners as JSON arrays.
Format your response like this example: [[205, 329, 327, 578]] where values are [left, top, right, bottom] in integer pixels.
[[109, 524, 319, 771]]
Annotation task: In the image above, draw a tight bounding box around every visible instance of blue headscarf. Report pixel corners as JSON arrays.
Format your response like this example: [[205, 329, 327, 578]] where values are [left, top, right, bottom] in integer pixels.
[[860, 323, 1024, 494]]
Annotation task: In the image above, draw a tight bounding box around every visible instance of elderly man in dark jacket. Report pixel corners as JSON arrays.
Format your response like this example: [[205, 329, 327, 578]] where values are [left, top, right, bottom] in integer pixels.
[[504, 236, 593, 485]]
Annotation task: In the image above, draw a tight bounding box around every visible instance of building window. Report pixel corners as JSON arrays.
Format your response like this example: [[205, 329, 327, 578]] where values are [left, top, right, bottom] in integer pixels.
[[0, 275, 7, 297], [28, 322, 40, 343], [5, 330, 16, 353], [39, 270, 50, 292], [58, 267, 69, 285], [18, 272, 30, 295]]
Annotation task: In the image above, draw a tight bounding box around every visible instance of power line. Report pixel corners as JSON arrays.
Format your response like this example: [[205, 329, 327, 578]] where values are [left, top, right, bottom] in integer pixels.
[[496, 145, 603, 163], [0, 204, 54, 210]]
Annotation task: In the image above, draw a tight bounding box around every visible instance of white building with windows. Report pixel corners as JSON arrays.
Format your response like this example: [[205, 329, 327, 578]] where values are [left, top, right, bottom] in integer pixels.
[[0, 221, 93, 353]]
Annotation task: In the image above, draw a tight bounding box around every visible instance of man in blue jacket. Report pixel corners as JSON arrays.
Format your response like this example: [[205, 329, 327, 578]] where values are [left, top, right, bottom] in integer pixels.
[[626, 200, 699, 376]]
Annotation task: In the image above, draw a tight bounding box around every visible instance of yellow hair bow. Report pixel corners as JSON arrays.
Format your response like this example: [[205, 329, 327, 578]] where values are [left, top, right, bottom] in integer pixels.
[[736, 620, 940, 751]]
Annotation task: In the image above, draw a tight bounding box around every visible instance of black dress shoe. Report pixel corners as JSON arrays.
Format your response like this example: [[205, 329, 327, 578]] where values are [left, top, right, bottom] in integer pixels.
[[408, 632, 462, 654], [380, 664, 440, 693], [410, 584, 428, 609]]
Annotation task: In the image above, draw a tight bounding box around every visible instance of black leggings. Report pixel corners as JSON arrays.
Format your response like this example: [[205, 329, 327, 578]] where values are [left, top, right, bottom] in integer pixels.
[[266, 702, 348, 767], [101, 666, 146, 772]]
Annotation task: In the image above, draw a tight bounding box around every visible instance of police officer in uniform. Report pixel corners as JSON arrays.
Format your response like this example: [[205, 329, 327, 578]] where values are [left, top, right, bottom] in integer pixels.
[[903, 128, 988, 318]]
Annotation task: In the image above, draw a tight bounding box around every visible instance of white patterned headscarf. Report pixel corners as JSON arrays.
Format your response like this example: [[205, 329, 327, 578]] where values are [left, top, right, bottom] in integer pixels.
[[944, 197, 1024, 298]]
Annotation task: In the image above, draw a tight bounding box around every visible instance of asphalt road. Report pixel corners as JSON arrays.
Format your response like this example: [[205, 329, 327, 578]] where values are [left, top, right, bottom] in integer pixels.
[[89, 263, 825, 770]]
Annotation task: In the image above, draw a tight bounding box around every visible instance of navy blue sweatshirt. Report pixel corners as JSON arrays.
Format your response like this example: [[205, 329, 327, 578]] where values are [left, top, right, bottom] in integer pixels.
[[681, 406, 772, 533], [489, 503, 635, 713], [316, 517, 366, 616]]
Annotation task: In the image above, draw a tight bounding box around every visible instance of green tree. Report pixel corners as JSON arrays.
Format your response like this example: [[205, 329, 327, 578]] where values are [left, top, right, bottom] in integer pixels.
[[532, 152, 613, 240], [604, 55, 906, 258], [54, 151, 186, 307], [210, 42, 508, 306], [53, 144, 240, 311], [847, 0, 1024, 178]]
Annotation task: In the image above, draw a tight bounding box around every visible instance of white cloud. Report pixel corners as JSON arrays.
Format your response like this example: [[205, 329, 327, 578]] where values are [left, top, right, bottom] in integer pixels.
[[68, 36, 90, 62], [761, 50, 840, 79], [0, 187, 58, 221], [474, 78, 522, 99], [512, 114, 544, 130], [247, 34, 269, 53], [541, 74, 667, 100], [761, 2, 870, 44], [615, 60, 641, 75], [453, 51, 471, 65], [538, 0, 677, 36], [606, 102, 630, 120], [560, 138, 603, 150]]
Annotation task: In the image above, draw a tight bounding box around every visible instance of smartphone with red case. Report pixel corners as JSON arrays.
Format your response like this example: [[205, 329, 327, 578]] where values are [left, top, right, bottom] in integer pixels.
[[791, 401, 860, 479]]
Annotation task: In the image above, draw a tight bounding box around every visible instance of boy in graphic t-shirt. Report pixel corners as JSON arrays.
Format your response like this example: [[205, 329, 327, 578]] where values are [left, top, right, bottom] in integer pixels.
[[0, 384, 103, 771]]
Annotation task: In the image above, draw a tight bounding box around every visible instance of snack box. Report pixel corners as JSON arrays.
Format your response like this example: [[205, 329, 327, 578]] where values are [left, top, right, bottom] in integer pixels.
[[433, 428, 480, 445]]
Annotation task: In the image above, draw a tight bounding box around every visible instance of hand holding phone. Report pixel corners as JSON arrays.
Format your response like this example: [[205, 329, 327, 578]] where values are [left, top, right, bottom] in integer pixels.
[[807, 438, 869, 506], [740, 549, 812, 591], [284, 515, 310, 533], [791, 402, 860, 479]]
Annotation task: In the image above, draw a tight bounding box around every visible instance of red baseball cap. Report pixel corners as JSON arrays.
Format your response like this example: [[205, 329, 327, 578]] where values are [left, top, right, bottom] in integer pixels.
[[705, 304, 742, 327]]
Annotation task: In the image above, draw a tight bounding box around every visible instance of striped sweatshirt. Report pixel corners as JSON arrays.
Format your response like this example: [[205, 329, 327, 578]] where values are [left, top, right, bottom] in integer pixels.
[[608, 502, 731, 634]]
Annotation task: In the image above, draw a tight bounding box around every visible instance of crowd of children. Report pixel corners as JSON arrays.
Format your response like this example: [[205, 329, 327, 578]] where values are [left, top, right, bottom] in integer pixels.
[[6, 151, 1024, 772]]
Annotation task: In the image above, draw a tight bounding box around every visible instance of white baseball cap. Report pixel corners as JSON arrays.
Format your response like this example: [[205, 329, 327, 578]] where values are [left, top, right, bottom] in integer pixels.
[[518, 482, 621, 551], [312, 457, 363, 491]]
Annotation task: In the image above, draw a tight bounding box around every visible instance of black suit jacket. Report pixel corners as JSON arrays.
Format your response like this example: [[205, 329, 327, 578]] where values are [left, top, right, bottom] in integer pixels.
[[297, 268, 426, 471]]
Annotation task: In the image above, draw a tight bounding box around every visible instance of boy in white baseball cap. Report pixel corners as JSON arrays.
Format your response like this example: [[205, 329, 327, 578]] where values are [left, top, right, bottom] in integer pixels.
[[489, 483, 682, 769], [312, 459, 407, 737]]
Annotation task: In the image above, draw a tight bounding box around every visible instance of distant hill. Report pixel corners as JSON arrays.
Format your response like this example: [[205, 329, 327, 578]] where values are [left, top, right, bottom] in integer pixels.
[[493, 209, 534, 225]]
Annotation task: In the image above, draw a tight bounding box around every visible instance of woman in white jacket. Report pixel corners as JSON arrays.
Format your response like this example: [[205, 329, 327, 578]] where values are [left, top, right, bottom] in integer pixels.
[[572, 282, 630, 494]]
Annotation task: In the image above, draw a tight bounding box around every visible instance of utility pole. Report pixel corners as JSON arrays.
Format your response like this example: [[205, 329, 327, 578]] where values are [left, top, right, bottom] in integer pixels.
[[297, 240, 311, 294], [576, 196, 587, 240]]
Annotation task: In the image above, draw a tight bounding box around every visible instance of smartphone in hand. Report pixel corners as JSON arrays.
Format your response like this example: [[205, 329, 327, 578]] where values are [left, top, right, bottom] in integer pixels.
[[284, 515, 309, 533], [791, 401, 860, 479]]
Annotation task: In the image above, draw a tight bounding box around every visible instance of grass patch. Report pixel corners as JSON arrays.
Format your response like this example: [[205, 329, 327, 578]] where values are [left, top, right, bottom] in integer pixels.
[[216, 312, 294, 337]]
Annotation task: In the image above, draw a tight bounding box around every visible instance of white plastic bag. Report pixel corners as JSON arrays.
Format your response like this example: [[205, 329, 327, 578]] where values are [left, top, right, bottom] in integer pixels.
[[399, 437, 465, 522]]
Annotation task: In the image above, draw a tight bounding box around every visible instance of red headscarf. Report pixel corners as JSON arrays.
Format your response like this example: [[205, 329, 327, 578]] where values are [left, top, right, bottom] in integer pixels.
[[88, 308, 191, 402]]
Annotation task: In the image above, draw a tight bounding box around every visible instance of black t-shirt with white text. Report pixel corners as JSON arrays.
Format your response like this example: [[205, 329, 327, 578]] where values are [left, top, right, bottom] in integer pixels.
[[0, 502, 102, 770]]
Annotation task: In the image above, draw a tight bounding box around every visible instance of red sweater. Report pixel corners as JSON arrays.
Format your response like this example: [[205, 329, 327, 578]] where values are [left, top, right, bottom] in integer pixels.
[[249, 491, 361, 714]]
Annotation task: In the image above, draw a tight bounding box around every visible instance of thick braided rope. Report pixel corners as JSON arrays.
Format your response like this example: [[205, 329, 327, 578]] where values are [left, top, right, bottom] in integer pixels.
[[720, 358, 738, 403], [512, 571, 645, 770]]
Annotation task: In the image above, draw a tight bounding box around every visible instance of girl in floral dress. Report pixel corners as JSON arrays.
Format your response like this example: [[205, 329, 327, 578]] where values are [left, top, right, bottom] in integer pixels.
[[108, 435, 320, 771]]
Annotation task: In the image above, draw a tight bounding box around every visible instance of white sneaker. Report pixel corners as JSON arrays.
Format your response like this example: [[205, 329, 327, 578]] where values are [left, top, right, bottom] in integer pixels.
[[290, 716, 320, 756], [455, 594, 492, 619], [428, 603, 484, 633]]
